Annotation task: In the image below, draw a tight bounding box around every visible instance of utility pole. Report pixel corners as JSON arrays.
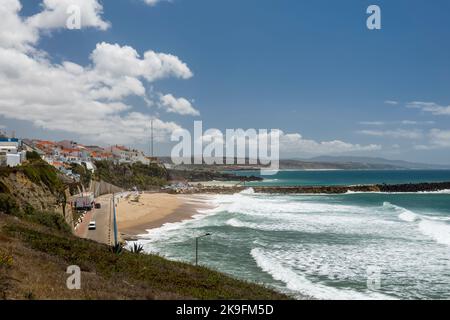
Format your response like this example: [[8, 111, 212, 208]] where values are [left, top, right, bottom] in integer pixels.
[[150, 119, 154, 157], [195, 233, 211, 266]]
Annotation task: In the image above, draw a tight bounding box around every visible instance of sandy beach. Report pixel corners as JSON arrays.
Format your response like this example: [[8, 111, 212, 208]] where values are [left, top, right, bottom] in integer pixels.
[[116, 192, 212, 238]]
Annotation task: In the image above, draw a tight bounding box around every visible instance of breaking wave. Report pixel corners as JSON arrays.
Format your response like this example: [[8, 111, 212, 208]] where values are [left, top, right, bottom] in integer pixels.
[[251, 248, 394, 300]]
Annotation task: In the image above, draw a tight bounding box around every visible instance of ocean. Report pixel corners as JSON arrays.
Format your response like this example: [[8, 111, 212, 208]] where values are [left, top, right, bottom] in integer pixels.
[[137, 170, 450, 300]]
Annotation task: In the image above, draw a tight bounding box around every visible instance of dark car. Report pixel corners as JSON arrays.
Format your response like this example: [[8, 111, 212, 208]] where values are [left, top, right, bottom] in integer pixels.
[[95, 203, 101, 209]]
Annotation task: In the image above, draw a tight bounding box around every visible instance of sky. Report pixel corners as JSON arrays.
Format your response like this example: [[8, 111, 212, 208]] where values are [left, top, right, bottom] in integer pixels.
[[1, 0, 450, 164]]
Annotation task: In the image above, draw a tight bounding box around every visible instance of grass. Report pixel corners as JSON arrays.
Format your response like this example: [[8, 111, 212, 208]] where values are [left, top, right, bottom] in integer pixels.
[[0, 212, 290, 300]]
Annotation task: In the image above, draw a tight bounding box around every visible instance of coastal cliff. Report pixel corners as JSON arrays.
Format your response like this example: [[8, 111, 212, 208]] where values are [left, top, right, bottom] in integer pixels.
[[0, 159, 72, 221]]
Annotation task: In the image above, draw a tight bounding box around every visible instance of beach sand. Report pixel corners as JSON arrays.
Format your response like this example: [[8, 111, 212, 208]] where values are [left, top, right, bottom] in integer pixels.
[[116, 192, 212, 238]]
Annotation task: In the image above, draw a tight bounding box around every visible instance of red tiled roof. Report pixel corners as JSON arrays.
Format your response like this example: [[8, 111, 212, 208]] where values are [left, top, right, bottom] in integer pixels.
[[36, 140, 55, 146]]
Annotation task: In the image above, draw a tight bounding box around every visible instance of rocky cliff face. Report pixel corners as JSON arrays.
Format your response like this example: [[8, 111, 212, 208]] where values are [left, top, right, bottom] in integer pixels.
[[0, 162, 73, 227], [0, 171, 62, 213]]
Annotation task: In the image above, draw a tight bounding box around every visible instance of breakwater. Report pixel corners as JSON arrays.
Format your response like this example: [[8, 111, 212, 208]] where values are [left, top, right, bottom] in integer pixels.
[[171, 181, 450, 194]]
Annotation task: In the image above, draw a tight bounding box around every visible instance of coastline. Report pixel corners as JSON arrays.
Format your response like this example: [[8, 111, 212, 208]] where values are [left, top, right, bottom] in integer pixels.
[[115, 180, 450, 240], [117, 192, 214, 239]]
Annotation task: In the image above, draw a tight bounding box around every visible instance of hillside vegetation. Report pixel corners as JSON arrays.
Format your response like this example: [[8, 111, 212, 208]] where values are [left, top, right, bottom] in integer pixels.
[[0, 156, 68, 214], [0, 214, 287, 299], [94, 160, 168, 190], [0, 159, 289, 300], [0, 204, 288, 299]]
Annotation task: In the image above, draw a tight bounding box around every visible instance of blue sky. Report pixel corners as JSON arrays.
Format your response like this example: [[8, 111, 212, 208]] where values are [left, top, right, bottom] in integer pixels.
[[1, 0, 450, 163]]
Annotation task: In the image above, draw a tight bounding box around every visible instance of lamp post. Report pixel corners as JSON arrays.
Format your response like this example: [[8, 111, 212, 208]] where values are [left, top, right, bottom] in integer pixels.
[[112, 193, 118, 246], [195, 233, 211, 266]]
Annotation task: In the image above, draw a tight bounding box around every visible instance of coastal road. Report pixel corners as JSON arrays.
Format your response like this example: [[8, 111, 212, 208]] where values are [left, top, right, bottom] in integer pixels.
[[76, 194, 113, 245]]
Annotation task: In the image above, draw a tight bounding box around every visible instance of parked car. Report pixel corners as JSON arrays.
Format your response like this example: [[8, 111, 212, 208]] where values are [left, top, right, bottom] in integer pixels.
[[95, 203, 101, 209], [88, 221, 96, 230]]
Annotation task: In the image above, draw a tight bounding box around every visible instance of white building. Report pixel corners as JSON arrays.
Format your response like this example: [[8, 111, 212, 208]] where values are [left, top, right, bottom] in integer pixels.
[[6, 154, 20, 167], [110, 145, 150, 164], [0, 138, 24, 167]]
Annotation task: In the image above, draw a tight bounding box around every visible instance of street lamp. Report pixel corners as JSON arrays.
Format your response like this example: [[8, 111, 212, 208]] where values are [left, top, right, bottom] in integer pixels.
[[112, 193, 118, 246], [195, 233, 211, 266]]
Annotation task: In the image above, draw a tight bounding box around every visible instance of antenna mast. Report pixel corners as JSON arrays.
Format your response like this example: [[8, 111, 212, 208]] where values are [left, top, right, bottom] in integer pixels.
[[150, 119, 154, 157]]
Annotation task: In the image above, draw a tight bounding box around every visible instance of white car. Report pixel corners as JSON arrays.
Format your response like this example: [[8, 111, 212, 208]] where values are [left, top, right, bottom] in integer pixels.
[[88, 221, 96, 230]]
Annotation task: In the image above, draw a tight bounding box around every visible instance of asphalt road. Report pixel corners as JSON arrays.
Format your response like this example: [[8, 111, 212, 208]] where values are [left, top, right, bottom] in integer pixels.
[[81, 194, 113, 245]]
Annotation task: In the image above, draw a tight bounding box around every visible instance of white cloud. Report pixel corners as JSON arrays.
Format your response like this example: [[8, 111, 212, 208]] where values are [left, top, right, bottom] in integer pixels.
[[143, 0, 169, 6], [0, 0, 38, 51], [27, 0, 110, 30], [0, 1, 194, 145], [193, 130, 381, 157], [359, 120, 435, 126], [406, 101, 450, 116], [400, 120, 435, 125], [358, 129, 423, 139], [91, 42, 193, 81], [428, 129, 450, 148], [385, 100, 399, 105], [160, 94, 200, 116], [278, 132, 381, 155], [359, 121, 385, 126]]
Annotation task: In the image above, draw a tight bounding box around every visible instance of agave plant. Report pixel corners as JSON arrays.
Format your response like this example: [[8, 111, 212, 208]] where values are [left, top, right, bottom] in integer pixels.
[[130, 243, 144, 254], [110, 242, 124, 255]]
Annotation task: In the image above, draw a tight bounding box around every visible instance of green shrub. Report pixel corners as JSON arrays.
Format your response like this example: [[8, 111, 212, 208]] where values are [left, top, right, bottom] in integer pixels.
[[94, 160, 167, 190], [70, 163, 91, 189], [21, 162, 62, 193], [26, 151, 41, 161], [0, 181, 9, 193], [24, 211, 71, 234], [0, 194, 20, 215]]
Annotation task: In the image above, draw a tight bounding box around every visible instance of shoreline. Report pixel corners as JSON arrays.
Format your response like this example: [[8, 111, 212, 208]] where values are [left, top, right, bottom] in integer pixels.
[[117, 193, 214, 240], [115, 180, 450, 240]]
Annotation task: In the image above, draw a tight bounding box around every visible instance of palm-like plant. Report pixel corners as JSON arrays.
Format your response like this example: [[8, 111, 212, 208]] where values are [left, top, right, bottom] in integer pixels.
[[110, 242, 124, 255], [130, 243, 144, 254]]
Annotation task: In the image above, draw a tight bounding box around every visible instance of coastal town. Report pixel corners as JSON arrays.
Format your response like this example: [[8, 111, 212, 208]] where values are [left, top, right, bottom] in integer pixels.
[[0, 129, 158, 181]]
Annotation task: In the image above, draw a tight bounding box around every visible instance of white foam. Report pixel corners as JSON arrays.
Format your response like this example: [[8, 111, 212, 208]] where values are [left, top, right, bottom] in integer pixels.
[[239, 187, 255, 194], [398, 211, 419, 222], [345, 190, 450, 195], [251, 248, 394, 300], [383, 202, 420, 222], [132, 205, 221, 254], [418, 220, 450, 247]]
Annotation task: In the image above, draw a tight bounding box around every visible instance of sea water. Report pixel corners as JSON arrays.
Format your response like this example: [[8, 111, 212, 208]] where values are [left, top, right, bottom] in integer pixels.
[[137, 170, 450, 299]]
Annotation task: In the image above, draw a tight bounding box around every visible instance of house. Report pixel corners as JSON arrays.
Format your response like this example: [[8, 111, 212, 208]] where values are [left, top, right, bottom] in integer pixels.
[[34, 140, 56, 156], [57, 140, 78, 150], [110, 145, 149, 164], [0, 138, 25, 167], [21, 139, 44, 156], [91, 151, 113, 161]]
